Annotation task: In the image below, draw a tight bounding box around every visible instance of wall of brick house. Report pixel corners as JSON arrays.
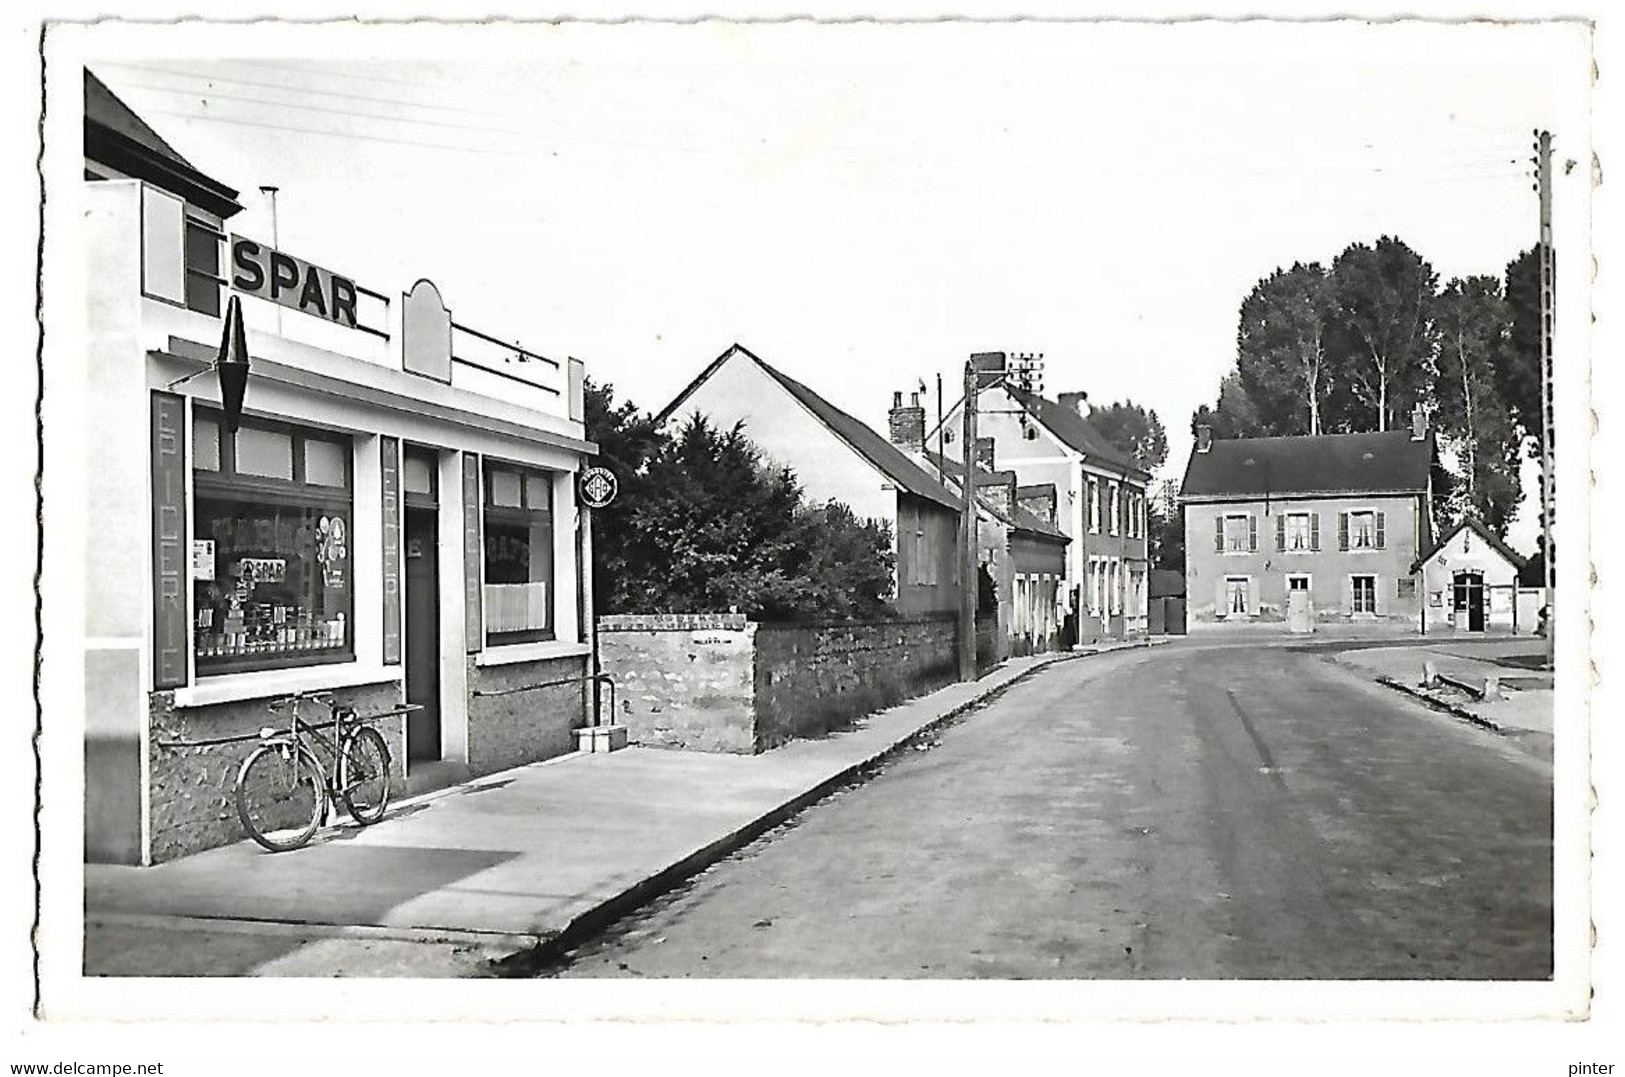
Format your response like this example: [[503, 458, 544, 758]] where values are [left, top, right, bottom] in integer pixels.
[[146, 680, 405, 864], [754, 617, 961, 748], [464, 653, 589, 776], [597, 614, 756, 752], [1183, 495, 1426, 626]]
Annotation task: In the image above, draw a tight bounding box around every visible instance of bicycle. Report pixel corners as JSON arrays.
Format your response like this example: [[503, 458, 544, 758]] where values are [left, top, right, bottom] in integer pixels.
[[233, 690, 393, 853]]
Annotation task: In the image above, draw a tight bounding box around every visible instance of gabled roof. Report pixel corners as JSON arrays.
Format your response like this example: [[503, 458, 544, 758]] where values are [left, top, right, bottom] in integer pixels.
[[924, 450, 1070, 542], [1004, 385, 1149, 479], [658, 343, 963, 513], [1412, 516, 1528, 574], [1180, 429, 1431, 501], [85, 69, 244, 219]]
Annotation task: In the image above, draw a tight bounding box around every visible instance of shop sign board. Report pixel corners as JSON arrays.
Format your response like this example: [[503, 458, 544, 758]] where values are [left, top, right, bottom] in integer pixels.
[[229, 236, 359, 329], [380, 437, 402, 665], [151, 392, 188, 690], [578, 466, 618, 509]]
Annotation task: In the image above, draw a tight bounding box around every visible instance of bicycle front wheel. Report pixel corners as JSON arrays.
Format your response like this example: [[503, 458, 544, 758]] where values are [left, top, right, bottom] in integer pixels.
[[235, 743, 327, 852], [339, 726, 392, 825]]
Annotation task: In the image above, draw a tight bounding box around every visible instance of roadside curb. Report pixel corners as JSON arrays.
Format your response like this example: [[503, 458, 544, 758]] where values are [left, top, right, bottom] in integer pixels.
[[86, 912, 539, 953], [1374, 675, 1504, 733], [489, 648, 1096, 976]]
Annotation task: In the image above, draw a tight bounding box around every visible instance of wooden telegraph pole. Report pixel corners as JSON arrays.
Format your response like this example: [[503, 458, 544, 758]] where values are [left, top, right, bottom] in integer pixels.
[[1536, 129, 1556, 668], [959, 358, 981, 682]]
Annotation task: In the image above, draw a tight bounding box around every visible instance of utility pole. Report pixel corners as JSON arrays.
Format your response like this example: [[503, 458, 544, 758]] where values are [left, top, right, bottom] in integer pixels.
[[1535, 130, 1556, 668], [959, 358, 982, 682]]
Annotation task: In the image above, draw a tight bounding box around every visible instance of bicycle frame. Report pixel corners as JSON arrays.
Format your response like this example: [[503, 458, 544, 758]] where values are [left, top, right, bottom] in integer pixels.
[[259, 694, 361, 800]]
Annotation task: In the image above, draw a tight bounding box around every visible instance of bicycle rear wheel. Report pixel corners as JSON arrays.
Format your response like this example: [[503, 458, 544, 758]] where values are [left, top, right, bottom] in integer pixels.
[[235, 742, 327, 852], [339, 725, 391, 825]]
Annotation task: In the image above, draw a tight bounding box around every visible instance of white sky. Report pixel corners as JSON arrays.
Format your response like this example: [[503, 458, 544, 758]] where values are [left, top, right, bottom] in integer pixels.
[[91, 21, 1584, 550]]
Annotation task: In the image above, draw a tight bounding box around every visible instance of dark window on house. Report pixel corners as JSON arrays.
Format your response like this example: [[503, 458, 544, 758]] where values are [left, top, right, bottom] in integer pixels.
[[184, 217, 225, 317], [1352, 574, 1378, 614], [191, 410, 354, 675], [483, 461, 556, 644]]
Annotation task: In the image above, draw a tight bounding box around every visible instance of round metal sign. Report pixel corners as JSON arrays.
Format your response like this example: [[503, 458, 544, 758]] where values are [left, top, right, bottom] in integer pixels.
[[579, 466, 618, 509]]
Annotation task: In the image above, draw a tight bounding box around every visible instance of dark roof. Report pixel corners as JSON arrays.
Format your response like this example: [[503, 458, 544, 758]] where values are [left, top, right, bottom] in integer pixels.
[[659, 344, 963, 513], [924, 451, 1069, 542], [85, 69, 244, 219], [1180, 429, 1431, 500], [1149, 569, 1185, 599], [1005, 385, 1149, 478], [1412, 516, 1528, 574]]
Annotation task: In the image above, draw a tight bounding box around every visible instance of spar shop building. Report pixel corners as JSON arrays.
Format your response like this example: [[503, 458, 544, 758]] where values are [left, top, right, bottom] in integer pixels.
[[78, 71, 599, 865]]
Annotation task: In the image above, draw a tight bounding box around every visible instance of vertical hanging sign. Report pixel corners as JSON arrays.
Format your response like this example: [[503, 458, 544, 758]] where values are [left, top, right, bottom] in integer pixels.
[[150, 392, 189, 689], [462, 452, 483, 653], [380, 436, 402, 665]]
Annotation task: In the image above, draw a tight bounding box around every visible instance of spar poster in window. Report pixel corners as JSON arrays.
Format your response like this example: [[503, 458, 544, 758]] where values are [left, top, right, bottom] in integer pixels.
[[317, 515, 347, 595]]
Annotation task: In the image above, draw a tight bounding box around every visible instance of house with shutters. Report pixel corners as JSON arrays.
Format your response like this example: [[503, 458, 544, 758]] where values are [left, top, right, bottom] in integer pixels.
[[1178, 407, 1436, 630], [938, 383, 1152, 641]]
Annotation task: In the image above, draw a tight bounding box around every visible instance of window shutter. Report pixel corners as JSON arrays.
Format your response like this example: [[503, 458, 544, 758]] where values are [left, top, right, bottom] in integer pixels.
[[1376, 511, 1386, 549], [1216, 576, 1229, 619], [1248, 515, 1258, 552], [1338, 512, 1349, 551], [1275, 514, 1286, 552], [1214, 515, 1224, 553], [1311, 512, 1321, 551]]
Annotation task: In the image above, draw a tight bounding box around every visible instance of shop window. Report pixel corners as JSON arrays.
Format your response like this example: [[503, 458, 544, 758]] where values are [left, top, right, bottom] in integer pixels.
[[403, 451, 436, 498], [193, 414, 220, 472], [191, 410, 354, 675], [483, 461, 555, 644]]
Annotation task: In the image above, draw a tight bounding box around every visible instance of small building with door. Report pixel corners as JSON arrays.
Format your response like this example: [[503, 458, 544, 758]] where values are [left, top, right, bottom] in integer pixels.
[[1413, 516, 1528, 634], [76, 72, 597, 865], [1178, 411, 1436, 630]]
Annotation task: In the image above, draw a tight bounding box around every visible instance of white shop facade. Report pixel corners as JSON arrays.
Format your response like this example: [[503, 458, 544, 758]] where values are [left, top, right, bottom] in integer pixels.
[[83, 176, 599, 865]]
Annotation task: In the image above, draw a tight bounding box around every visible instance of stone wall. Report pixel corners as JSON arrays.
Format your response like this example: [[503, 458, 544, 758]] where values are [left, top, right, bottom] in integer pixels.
[[464, 653, 589, 776], [147, 681, 405, 864], [598, 613, 972, 754], [754, 617, 959, 748], [598, 614, 756, 752]]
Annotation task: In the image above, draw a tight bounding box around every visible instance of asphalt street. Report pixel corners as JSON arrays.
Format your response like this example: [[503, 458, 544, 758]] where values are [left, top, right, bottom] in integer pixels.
[[555, 642, 1552, 980]]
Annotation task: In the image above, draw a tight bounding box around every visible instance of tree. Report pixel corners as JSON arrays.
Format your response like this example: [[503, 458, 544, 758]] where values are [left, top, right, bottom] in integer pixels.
[[1089, 399, 1169, 472], [1147, 479, 1185, 572], [1430, 276, 1523, 534], [1190, 371, 1266, 440], [1500, 246, 1547, 457], [1329, 236, 1439, 432], [1235, 262, 1338, 436], [583, 403, 897, 621], [582, 378, 664, 615]]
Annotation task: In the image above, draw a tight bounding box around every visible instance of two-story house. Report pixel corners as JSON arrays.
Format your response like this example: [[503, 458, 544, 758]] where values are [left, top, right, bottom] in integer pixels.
[[658, 344, 964, 617], [940, 383, 1152, 641], [1178, 408, 1436, 630]]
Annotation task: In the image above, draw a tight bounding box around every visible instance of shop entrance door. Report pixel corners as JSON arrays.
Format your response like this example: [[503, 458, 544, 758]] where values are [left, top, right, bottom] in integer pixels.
[[405, 507, 442, 761], [1453, 571, 1486, 632]]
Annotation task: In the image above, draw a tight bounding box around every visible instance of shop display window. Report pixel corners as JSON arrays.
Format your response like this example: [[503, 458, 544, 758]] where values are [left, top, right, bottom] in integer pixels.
[[191, 409, 354, 674], [483, 460, 555, 645]]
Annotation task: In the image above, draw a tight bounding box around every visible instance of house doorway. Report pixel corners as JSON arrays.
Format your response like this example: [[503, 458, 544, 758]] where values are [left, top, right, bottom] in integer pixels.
[[403, 447, 442, 763], [1453, 571, 1486, 632]]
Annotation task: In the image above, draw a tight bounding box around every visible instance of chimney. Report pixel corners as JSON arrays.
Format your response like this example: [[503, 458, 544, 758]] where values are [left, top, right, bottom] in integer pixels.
[[1057, 391, 1089, 416], [1196, 425, 1213, 454], [888, 389, 926, 454], [974, 436, 995, 473], [976, 473, 1016, 520], [1410, 403, 1429, 441]]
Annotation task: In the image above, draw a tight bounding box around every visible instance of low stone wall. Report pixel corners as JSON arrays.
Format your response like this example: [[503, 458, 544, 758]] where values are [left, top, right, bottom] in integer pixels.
[[464, 653, 590, 776], [598, 613, 972, 754], [147, 681, 406, 865], [598, 614, 757, 752], [753, 617, 959, 748]]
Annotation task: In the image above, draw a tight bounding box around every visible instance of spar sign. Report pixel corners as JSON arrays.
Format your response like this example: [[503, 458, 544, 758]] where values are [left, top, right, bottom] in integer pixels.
[[230, 236, 360, 329]]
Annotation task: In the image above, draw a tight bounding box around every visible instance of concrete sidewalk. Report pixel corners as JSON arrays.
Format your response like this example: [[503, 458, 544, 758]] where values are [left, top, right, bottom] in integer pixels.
[[1323, 644, 1554, 758], [86, 644, 1150, 978]]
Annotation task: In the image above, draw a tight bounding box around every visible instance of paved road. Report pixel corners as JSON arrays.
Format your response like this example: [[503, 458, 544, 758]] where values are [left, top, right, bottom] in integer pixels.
[[555, 643, 1552, 980]]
